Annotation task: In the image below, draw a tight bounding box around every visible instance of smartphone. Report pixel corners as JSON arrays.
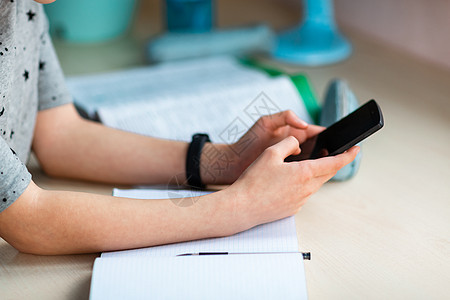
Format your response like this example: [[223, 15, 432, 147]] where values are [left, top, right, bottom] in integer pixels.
[[285, 99, 384, 161]]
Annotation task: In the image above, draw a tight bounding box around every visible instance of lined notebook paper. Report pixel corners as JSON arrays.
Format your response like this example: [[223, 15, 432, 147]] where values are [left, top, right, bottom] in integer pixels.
[[90, 254, 307, 300], [102, 188, 299, 258], [90, 188, 308, 299]]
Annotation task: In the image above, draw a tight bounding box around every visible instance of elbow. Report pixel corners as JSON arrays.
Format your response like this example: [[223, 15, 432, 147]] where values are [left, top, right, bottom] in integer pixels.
[[32, 134, 69, 178], [9, 229, 99, 255], [0, 183, 68, 255], [32, 103, 86, 179], [11, 238, 57, 256], [2, 226, 61, 255], [2, 216, 66, 255], [35, 155, 66, 179], [33, 135, 81, 180]]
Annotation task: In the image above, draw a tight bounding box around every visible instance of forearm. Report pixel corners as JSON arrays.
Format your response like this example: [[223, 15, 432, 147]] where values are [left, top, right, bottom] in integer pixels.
[[33, 104, 236, 185], [34, 105, 189, 185], [59, 120, 188, 185], [0, 182, 239, 255]]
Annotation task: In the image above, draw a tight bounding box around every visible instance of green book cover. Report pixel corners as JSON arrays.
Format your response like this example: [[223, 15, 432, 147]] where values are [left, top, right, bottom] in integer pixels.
[[240, 58, 321, 123]]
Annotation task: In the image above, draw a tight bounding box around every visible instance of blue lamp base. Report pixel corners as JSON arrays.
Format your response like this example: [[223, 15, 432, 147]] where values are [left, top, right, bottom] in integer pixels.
[[274, 23, 352, 66], [273, 0, 352, 66]]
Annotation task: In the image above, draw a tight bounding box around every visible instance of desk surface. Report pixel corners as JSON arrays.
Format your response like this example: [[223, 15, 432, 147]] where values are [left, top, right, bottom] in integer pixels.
[[1, 30, 450, 299]]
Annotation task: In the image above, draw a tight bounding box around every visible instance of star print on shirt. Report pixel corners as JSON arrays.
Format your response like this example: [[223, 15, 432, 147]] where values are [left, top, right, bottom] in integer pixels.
[[27, 10, 36, 21], [23, 70, 29, 81], [39, 33, 47, 45], [39, 60, 46, 71]]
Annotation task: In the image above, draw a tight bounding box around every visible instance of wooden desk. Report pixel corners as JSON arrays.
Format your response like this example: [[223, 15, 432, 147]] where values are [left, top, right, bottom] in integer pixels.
[[1, 31, 449, 299]]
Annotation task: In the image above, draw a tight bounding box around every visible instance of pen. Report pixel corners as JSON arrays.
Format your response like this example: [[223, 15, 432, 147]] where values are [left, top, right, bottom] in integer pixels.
[[177, 252, 311, 260]]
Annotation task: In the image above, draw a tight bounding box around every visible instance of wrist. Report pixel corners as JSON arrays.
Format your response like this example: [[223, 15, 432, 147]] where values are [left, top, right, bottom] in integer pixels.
[[199, 143, 242, 185], [208, 186, 248, 236]]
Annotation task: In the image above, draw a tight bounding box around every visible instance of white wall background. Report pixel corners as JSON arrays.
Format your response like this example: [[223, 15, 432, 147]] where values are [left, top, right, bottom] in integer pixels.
[[334, 0, 450, 71]]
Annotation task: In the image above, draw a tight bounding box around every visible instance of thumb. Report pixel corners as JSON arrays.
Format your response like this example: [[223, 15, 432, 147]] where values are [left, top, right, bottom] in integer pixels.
[[265, 136, 300, 160]]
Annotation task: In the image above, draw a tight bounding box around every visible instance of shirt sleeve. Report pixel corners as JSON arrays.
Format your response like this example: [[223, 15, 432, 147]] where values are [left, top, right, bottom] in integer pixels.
[[0, 138, 32, 213], [37, 10, 72, 111]]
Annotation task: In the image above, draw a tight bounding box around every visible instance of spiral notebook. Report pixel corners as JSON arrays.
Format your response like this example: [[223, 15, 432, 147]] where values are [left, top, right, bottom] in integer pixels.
[[90, 188, 308, 300]]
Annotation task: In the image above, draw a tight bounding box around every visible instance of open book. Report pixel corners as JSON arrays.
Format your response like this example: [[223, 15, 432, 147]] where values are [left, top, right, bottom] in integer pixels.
[[90, 189, 308, 300], [67, 56, 317, 142]]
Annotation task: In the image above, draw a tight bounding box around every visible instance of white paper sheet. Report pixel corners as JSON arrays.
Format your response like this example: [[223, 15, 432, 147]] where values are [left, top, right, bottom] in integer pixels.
[[90, 253, 308, 300]]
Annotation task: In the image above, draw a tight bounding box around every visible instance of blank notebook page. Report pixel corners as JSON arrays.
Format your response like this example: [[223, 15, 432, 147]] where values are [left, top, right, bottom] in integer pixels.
[[102, 188, 299, 258], [90, 253, 307, 300]]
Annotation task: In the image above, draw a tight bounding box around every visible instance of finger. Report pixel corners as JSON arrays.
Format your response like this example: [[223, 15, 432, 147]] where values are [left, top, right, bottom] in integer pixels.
[[287, 124, 325, 144], [315, 171, 339, 185], [305, 125, 325, 138], [301, 173, 336, 197], [304, 146, 360, 177], [265, 136, 301, 159], [259, 110, 308, 131]]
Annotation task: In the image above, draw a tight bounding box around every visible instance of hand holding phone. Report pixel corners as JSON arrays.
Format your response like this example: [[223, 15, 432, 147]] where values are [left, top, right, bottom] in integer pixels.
[[286, 99, 384, 162]]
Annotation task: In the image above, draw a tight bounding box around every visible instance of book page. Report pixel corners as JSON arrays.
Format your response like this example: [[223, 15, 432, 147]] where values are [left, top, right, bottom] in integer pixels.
[[90, 253, 308, 300], [98, 76, 312, 143], [67, 56, 272, 119], [102, 188, 299, 258]]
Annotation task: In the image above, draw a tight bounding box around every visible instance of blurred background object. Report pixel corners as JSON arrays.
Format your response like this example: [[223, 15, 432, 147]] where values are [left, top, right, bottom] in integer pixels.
[[146, 0, 275, 62], [46, 0, 450, 74], [45, 0, 303, 75], [44, 0, 137, 43], [132, 0, 303, 42], [166, 0, 214, 33], [319, 79, 361, 180], [273, 0, 352, 66]]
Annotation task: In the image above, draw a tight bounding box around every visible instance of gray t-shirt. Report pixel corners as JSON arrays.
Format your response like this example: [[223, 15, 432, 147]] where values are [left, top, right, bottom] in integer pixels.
[[0, 1, 72, 213]]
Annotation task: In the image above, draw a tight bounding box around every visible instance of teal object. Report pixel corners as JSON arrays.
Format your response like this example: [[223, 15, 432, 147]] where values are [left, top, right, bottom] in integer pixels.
[[147, 24, 275, 62], [320, 79, 361, 181], [147, 0, 275, 62], [166, 0, 214, 33], [273, 0, 352, 66], [44, 0, 137, 43]]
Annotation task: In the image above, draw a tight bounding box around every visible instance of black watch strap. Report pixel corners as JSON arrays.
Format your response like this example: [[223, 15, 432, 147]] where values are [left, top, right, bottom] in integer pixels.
[[186, 133, 211, 189]]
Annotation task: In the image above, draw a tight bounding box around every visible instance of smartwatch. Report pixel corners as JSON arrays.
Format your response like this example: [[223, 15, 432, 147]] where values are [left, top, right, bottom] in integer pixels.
[[186, 133, 210, 189]]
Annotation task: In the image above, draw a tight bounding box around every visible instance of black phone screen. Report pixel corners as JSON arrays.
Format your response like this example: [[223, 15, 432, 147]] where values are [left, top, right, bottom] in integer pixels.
[[286, 100, 383, 161]]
